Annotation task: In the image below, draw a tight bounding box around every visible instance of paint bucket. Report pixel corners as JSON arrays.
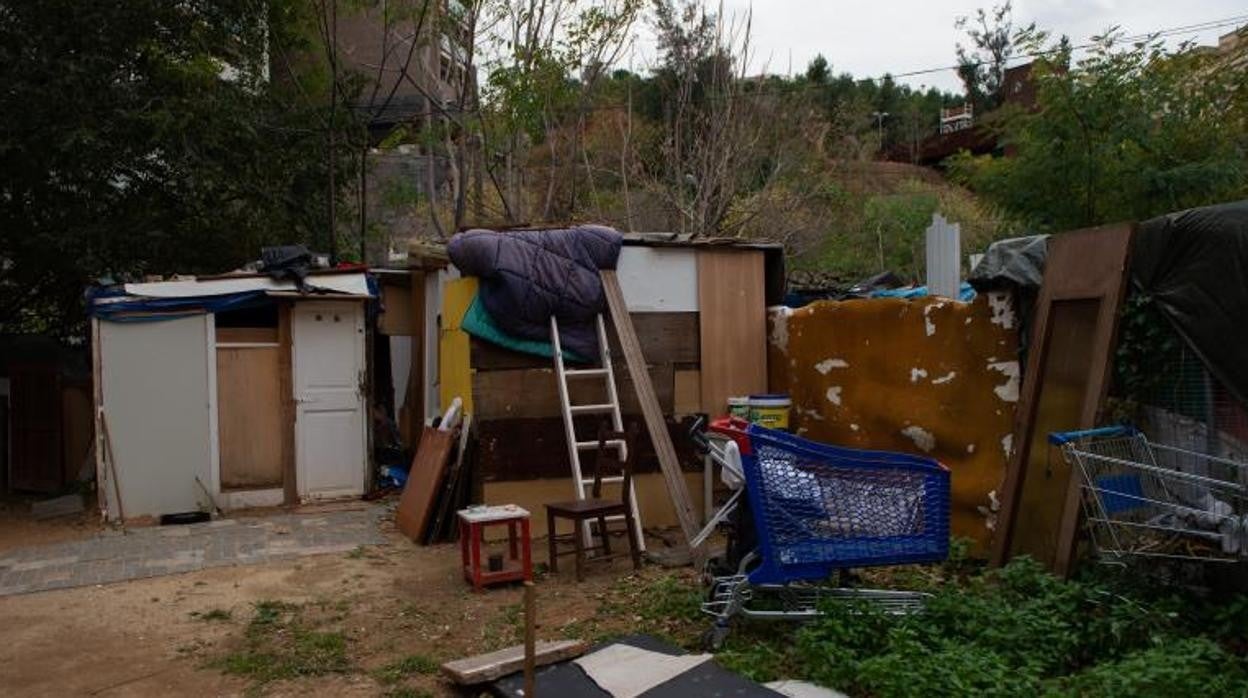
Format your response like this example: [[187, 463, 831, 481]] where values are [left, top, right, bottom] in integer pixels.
[[727, 396, 751, 420], [748, 394, 791, 430]]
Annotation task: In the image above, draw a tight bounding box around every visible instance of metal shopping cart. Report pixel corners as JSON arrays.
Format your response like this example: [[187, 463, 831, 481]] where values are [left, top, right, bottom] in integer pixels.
[[699, 419, 951, 648], [1051, 426, 1248, 563]]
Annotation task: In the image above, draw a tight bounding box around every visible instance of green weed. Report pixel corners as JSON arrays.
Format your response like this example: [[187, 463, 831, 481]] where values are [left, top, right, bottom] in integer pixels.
[[372, 654, 439, 685]]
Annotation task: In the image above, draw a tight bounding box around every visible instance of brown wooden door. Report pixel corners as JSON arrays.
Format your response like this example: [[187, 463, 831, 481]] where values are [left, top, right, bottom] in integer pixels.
[[8, 362, 64, 493], [992, 223, 1135, 575]]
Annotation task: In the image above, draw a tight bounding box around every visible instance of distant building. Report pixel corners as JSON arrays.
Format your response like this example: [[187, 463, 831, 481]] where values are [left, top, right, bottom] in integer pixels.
[[939, 103, 973, 135], [333, 0, 474, 140]]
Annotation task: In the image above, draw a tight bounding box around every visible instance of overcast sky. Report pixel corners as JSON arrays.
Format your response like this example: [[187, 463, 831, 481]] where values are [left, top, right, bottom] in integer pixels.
[[627, 1, 1248, 93]]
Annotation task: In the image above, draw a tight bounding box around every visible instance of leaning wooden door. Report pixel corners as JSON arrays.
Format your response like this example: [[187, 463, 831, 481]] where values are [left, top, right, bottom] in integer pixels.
[[292, 302, 367, 500], [8, 363, 62, 493], [216, 328, 287, 490], [992, 223, 1134, 575]]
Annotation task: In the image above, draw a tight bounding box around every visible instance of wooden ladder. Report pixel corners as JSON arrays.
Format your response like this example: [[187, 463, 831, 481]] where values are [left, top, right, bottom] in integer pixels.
[[550, 314, 646, 551]]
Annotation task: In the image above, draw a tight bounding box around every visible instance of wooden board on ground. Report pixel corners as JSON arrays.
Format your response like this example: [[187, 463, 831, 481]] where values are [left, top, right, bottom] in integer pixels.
[[992, 223, 1134, 576], [696, 249, 767, 415], [395, 426, 457, 542], [442, 639, 588, 685], [602, 270, 702, 548]]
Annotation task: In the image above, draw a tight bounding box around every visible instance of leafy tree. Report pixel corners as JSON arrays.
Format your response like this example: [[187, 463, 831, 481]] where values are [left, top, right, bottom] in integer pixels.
[[0, 0, 363, 339], [955, 2, 1026, 113], [949, 29, 1248, 231]]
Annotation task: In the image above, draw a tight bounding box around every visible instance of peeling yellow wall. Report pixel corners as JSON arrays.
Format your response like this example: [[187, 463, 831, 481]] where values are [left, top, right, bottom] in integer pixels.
[[768, 293, 1019, 553]]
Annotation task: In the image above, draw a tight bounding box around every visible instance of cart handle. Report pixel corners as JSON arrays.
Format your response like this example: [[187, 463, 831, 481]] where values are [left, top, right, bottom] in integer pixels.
[[1048, 425, 1137, 445]]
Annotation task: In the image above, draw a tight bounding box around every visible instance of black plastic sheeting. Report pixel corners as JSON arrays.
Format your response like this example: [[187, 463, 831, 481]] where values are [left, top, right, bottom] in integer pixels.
[[1132, 199, 1248, 406], [968, 234, 1048, 290]]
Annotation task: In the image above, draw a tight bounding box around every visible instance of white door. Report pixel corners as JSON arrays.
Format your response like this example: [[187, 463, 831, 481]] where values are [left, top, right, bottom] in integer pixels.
[[293, 301, 367, 500]]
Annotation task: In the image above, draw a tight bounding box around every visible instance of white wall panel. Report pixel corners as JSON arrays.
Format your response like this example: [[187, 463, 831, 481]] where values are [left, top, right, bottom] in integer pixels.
[[616, 247, 698, 312]]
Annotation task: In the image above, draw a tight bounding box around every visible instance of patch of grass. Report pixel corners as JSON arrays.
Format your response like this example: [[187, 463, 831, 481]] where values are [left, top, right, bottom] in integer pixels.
[[372, 654, 439, 685], [191, 608, 232, 622], [210, 600, 351, 687]]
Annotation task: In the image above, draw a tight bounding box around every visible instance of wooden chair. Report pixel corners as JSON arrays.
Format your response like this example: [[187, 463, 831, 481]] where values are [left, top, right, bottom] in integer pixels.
[[545, 423, 643, 581]]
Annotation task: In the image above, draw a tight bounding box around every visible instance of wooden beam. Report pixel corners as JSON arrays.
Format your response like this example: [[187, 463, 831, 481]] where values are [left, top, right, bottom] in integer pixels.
[[601, 270, 702, 548]]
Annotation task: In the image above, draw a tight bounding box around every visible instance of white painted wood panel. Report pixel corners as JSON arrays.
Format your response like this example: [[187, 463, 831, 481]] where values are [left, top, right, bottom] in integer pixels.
[[98, 315, 214, 519], [615, 247, 698, 312]]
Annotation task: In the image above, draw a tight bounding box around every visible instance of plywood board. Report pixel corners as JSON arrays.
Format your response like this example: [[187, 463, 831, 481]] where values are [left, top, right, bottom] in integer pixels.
[[616, 246, 699, 312], [442, 640, 588, 685], [440, 277, 477, 416], [696, 250, 767, 416], [380, 282, 415, 336], [396, 426, 456, 542], [215, 327, 278, 344], [992, 223, 1134, 575], [673, 370, 701, 416], [216, 346, 286, 489]]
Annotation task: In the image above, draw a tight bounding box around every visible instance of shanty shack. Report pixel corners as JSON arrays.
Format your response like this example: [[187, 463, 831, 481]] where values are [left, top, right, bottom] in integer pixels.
[[89, 271, 375, 521], [436, 230, 784, 535]]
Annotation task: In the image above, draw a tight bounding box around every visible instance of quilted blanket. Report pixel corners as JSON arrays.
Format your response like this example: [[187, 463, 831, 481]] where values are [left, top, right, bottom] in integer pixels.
[[447, 225, 623, 360]]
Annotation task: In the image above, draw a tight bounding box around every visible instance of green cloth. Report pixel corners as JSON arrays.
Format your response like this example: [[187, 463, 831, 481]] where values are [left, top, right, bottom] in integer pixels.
[[461, 293, 588, 363]]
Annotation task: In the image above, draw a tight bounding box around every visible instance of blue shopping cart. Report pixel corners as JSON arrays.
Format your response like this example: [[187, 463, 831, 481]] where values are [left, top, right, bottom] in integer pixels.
[[700, 420, 951, 647]]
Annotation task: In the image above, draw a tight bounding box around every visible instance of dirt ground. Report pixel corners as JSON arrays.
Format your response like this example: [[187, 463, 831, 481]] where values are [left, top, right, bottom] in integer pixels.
[[0, 513, 702, 697], [0, 493, 103, 554]]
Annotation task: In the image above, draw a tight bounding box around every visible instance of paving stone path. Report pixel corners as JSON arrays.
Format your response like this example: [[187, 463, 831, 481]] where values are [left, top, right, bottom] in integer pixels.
[[0, 505, 387, 596]]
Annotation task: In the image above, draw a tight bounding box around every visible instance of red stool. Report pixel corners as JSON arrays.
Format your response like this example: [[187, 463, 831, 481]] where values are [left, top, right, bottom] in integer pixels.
[[458, 505, 533, 591]]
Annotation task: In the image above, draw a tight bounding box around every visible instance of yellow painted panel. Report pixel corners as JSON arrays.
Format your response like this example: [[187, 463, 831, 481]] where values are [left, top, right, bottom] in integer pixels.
[[767, 293, 1019, 554], [439, 277, 478, 414]]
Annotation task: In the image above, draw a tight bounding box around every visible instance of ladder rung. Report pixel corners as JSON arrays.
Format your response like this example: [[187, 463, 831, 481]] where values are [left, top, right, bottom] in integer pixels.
[[569, 403, 615, 415], [565, 368, 608, 378], [575, 439, 625, 450], [580, 475, 626, 486]]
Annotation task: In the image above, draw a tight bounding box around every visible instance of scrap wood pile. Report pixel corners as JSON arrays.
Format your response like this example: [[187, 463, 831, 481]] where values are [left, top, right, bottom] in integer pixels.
[[395, 399, 473, 544]]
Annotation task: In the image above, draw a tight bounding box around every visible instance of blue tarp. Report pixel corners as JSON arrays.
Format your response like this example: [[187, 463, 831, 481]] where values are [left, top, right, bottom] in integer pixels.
[[87, 275, 380, 322], [869, 282, 977, 302]]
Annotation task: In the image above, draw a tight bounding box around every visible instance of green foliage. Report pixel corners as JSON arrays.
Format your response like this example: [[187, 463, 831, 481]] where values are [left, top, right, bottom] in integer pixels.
[[950, 29, 1248, 231], [214, 600, 351, 686], [1113, 294, 1183, 405], [0, 0, 364, 338], [371, 654, 439, 685], [721, 557, 1248, 697]]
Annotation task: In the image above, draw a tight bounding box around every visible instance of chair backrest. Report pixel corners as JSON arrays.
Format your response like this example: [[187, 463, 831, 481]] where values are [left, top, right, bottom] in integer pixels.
[[592, 422, 638, 505]]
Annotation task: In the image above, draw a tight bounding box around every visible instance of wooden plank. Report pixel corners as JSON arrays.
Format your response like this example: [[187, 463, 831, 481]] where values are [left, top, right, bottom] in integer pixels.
[[395, 426, 456, 542], [215, 326, 278, 344], [696, 249, 767, 416], [601, 270, 701, 546], [278, 304, 298, 505], [380, 282, 415, 336], [673, 370, 701, 415], [216, 346, 285, 489], [60, 383, 93, 484], [441, 639, 588, 686], [475, 415, 700, 480], [472, 364, 674, 420], [406, 270, 427, 439], [991, 223, 1134, 575], [470, 313, 700, 371]]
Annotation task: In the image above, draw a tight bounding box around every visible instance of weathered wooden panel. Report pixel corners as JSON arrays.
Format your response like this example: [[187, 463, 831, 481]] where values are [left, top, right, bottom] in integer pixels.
[[215, 327, 278, 344], [469, 312, 700, 371], [8, 363, 62, 493], [475, 415, 701, 481], [60, 383, 93, 484], [993, 223, 1134, 575], [472, 364, 674, 420], [697, 249, 766, 416], [440, 277, 477, 415], [673, 370, 701, 416], [217, 346, 286, 489], [379, 282, 415, 336]]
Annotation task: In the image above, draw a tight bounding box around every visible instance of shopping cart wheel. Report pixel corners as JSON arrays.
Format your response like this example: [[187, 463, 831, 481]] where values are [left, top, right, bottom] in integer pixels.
[[700, 622, 731, 651]]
